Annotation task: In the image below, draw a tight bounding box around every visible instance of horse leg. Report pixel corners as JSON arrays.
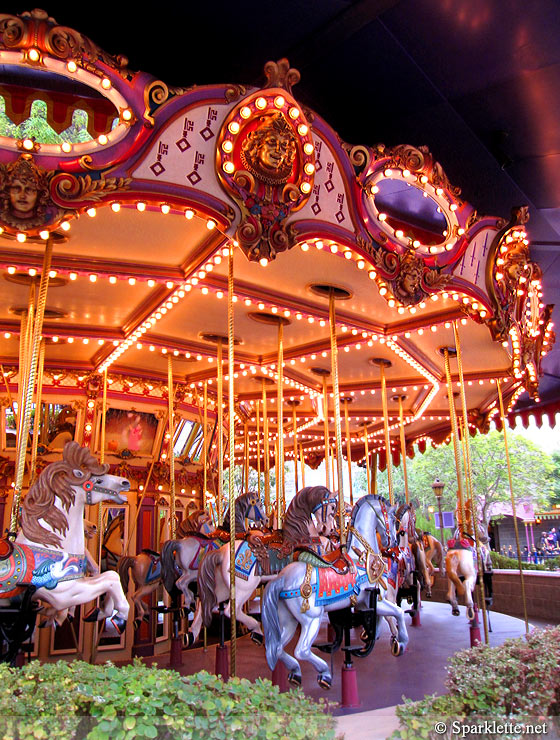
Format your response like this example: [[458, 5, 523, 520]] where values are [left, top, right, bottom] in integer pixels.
[[276, 600, 300, 685], [377, 598, 408, 655], [176, 572, 196, 612], [186, 600, 203, 647], [465, 577, 476, 621], [293, 609, 332, 688], [447, 578, 459, 616]]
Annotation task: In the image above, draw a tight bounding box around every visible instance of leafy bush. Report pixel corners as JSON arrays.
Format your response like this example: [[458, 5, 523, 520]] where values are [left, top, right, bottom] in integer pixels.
[[0, 660, 336, 740], [391, 626, 560, 739], [490, 551, 560, 571]]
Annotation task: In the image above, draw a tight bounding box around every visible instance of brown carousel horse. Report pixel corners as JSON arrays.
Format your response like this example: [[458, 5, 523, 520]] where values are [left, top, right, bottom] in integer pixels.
[[117, 508, 214, 629], [421, 531, 445, 585]]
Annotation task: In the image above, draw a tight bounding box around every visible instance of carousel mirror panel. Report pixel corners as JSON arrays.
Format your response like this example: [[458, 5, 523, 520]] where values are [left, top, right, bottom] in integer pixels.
[[97, 503, 128, 650]]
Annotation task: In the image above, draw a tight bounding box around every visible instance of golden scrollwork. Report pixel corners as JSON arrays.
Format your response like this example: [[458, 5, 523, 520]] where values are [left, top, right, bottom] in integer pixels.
[[375, 248, 450, 306], [263, 58, 301, 94]]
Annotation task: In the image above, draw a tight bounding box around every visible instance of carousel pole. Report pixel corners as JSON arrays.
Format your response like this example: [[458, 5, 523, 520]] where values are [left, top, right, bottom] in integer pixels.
[[217, 338, 224, 525], [396, 395, 409, 504], [167, 356, 176, 539], [10, 239, 53, 537], [262, 380, 270, 516], [442, 348, 466, 535], [29, 338, 45, 484], [371, 452, 378, 495], [299, 447, 306, 487], [378, 360, 394, 505], [363, 425, 371, 495], [328, 292, 346, 544], [322, 375, 331, 489], [276, 322, 285, 527], [256, 400, 261, 500], [343, 399, 354, 506], [291, 402, 299, 493], [15, 281, 35, 453], [497, 378, 530, 634], [1, 364, 19, 434], [453, 321, 489, 643], [243, 422, 249, 493], [227, 244, 237, 678], [202, 382, 208, 511]]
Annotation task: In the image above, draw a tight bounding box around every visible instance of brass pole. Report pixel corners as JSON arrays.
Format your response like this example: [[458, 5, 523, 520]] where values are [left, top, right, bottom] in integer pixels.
[[203, 381, 208, 511], [10, 239, 53, 536], [292, 403, 299, 493], [371, 452, 378, 495], [256, 400, 261, 500], [299, 446, 306, 487], [0, 365, 18, 433], [16, 283, 35, 449], [217, 338, 224, 525], [497, 378, 529, 635], [167, 355, 176, 539], [397, 396, 409, 504], [329, 293, 345, 543], [29, 338, 45, 485], [262, 380, 270, 515], [227, 245, 236, 676], [277, 322, 284, 526], [322, 376, 331, 489], [379, 362, 394, 505], [443, 348, 466, 535], [343, 399, 354, 506], [364, 425, 371, 495], [243, 422, 249, 493]]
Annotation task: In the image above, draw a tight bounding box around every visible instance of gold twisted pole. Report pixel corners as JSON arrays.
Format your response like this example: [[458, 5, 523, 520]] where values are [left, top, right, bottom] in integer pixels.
[[497, 378, 529, 634], [96, 367, 108, 567], [453, 323, 489, 642], [363, 425, 371, 495], [371, 452, 378, 495], [379, 361, 394, 505], [256, 400, 261, 499], [299, 446, 306, 487], [329, 292, 346, 543], [227, 244, 237, 677], [10, 239, 53, 536], [217, 338, 224, 525], [29, 338, 45, 485], [397, 395, 409, 504], [262, 380, 270, 515], [167, 355, 176, 539], [322, 376, 331, 489], [343, 399, 353, 506], [443, 347, 467, 533], [277, 321, 284, 526], [243, 422, 249, 493], [202, 381, 208, 511], [292, 403, 299, 493], [16, 282, 35, 451]]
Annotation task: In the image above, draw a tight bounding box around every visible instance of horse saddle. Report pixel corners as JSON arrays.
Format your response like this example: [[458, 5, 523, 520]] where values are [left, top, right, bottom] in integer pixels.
[[207, 528, 247, 542], [447, 536, 475, 551], [295, 546, 353, 576], [0, 538, 14, 562]]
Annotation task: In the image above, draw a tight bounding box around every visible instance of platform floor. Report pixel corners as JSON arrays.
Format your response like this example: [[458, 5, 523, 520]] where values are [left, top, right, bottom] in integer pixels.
[[133, 600, 556, 728]]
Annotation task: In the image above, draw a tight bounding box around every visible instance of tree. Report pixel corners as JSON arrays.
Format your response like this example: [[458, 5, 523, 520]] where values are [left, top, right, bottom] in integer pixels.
[[551, 451, 560, 507]]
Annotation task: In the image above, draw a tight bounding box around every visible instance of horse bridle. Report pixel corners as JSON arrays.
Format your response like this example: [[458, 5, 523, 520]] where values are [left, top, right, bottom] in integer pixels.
[[312, 496, 337, 523], [73, 469, 115, 505]]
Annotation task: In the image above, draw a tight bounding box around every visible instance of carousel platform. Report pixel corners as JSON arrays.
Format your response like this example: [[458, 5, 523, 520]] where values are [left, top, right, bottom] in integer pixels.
[[125, 601, 555, 730]]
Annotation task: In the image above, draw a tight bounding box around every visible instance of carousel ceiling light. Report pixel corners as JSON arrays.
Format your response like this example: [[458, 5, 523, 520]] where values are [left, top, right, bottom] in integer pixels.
[[122, 108, 132, 121], [420, 175, 428, 184], [98, 134, 108, 145], [184, 209, 195, 220], [255, 97, 267, 110], [61, 142, 72, 153], [128, 277, 136, 285], [39, 230, 49, 240], [378, 213, 387, 221], [458, 228, 465, 235], [304, 142, 314, 155], [101, 77, 111, 89], [161, 204, 170, 214], [289, 107, 300, 119], [68, 337, 74, 344], [368, 270, 377, 280], [300, 182, 311, 193], [259, 257, 268, 266], [450, 203, 458, 211], [111, 203, 121, 213], [223, 161, 235, 174], [17, 233, 26, 243], [67, 60, 77, 72], [22, 138, 34, 151]]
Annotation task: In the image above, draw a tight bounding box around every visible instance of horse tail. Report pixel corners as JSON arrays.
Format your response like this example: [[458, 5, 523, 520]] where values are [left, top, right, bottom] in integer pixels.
[[117, 556, 135, 593], [198, 549, 221, 628], [445, 552, 465, 595], [262, 574, 285, 671], [161, 540, 180, 594], [434, 537, 444, 567]]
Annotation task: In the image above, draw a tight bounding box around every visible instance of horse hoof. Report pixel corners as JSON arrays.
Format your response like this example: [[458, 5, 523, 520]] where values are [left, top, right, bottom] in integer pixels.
[[182, 631, 195, 648], [142, 614, 150, 623], [360, 629, 369, 642], [180, 607, 190, 619], [38, 620, 49, 629], [83, 607, 100, 623], [110, 615, 127, 635], [467, 607, 475, 621], [250, 631, 263, 646], [452, 607, 460, 616], [288, 672, 302, 687], [133, 618, 141, 631], [318, 674, 332, 690], [390, 638, 403, 656]]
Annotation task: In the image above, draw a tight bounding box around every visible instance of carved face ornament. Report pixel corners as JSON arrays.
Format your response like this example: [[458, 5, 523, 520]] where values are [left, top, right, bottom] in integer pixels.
[[241, 112, 297, 185]]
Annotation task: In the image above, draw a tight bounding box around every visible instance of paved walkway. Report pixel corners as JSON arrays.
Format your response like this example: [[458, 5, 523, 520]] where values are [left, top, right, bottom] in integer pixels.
[[132, 602, 556, 738]]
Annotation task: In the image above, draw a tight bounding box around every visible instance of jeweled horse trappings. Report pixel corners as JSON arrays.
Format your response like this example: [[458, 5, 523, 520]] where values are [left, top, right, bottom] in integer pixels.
[[0, 442, 130, 662], [262, 494, 409, 689], [197, 486, 337, 644]]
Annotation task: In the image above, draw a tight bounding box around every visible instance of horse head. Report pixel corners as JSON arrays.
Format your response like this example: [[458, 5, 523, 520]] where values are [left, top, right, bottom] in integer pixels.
[[281, 486, 337, 543]]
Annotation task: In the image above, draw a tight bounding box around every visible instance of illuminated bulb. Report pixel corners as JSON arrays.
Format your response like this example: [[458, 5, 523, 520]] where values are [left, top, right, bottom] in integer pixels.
[[223, 161, 235, 174], [67, 61, 77, 72], [122, 108, 132, 121], [161, 204, 170, 214], [450, 203, 457, 211], [300, 242, 309, 252], [298, 124, 308, 135], [69, 272, 77, 281], [128, 277, 136, 285], [420, 175, 428, 184], [109, 276, 117, 284], [89, 274, 97, 282], [274, 96, 285, 108], [111, 203, 121, 213], [384, 168, 393, 177], [61, 221, 71, 231], [356, 259, 365, 269], [255, 97, 267, 110], [300, 182, 311, 193], [304, 163, 315, 175], [101, 77, 111, 89], [304, 142, 314, 155], [17, 233, 26, 243], [60, 141, 72, 153], [395, 230, 404, 238], [67, 337, 74, 343], [7, 266, 16, 274], [368, 270, 377, 280], [330, 244, 338, 253], [289, 107, 300, 119], [259, 257, 268, 266], [49, 270, 57, 278], [28, 48, 40, 62], [22, 138, 34, 151], [185, 209, 194, 220], [98, 134, 108, 145], [207, 219, 216, 230], [40, 230, 49, 240], [378, 213, 387, 221]]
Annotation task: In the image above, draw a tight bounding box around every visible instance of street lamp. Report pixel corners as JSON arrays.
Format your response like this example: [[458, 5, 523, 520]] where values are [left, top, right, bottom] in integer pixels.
[[431, 477, 446, 548]]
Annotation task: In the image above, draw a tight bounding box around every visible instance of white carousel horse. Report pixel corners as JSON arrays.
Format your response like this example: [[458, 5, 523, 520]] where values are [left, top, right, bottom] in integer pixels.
[[445, 499, 492, 620], [0, 442, 130, 637], [262, 494, 409, 689], [197, 486, 338, 644]]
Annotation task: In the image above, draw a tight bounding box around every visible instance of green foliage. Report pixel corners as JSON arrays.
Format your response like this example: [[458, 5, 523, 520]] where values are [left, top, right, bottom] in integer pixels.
[[0, 660, 335, 740], [490, 550, 560, 571], [0, 98, 92, 144], [391, 626, 560, 739], [551, 451, 560, 507]]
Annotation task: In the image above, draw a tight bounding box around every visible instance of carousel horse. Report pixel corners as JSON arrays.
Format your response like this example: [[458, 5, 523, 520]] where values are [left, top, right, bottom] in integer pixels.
[[0, 442, 130, 662], [197, 486, 338, 644], [421, 531, 444, 584], [262, 494, 409, 689], [117, 507, 216, 629], [383, 504, 422, 632], [445, 499, 492, 620], [101, 510, 126, 571]]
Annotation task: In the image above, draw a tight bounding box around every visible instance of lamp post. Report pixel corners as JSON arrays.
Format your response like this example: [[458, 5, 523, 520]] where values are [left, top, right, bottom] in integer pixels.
[[432, 477, 446, 548]]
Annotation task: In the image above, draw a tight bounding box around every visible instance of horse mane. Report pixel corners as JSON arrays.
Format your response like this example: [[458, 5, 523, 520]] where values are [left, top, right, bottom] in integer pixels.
[[177, 508, 206, 536], [282, 486, 332, 545], [20, 441, 108, 548], [349, 493, 389, 529]]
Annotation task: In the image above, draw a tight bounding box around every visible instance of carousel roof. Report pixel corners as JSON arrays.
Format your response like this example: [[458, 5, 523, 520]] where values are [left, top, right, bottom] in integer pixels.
[[0, 4, 557, 470]]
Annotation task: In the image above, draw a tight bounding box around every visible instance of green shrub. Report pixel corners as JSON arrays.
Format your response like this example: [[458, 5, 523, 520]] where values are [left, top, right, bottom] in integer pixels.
[[391, 626, 560, 740], [0, 660, 336, 740], [490, 551, 560, 571]]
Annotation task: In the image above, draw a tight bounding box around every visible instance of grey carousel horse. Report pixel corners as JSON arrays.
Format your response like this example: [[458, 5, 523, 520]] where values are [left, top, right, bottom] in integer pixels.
[[262, 494, 409, 689]]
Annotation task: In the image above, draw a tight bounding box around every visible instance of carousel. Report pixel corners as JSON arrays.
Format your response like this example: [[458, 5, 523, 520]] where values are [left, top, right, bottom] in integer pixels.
[[0, 7, 554, 710]]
